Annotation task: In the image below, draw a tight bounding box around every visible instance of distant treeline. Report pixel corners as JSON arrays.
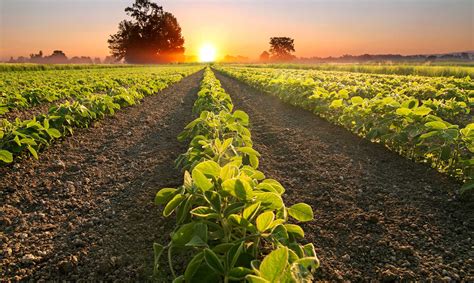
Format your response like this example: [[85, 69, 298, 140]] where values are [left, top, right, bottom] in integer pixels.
[[294, 52, 474, 64], [242, 63, 474, 78], [6, 50, 121, 65]]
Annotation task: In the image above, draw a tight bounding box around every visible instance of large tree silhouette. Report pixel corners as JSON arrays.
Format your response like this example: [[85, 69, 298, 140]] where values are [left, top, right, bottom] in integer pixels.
[[269, 37, 295, 61], [108, 0, 185, 63]]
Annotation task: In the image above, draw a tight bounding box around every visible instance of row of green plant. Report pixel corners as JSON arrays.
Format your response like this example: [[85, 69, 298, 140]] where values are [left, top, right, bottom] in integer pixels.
[[218, 67, 473, 125], [0, 66, 197, 114], [0, 66, 202, 164], [0, 62, 206, 72], [240, 63, 474, 78], [215, 66, 474, 194], [154, 67, 319, 282]]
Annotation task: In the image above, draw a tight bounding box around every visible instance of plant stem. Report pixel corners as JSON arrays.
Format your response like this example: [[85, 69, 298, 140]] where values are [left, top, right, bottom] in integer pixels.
[[168, 245, 176, 278]]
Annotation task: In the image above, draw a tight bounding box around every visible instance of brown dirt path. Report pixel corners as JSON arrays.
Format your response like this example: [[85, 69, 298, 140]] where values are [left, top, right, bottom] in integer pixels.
[[1, 101, 60, 122], [0, 70, 202, 281], [215, 71, 474, 281]]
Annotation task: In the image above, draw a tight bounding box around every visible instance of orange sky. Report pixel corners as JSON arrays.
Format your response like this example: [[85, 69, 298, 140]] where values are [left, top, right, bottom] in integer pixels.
[[0, 0, 473, 61]]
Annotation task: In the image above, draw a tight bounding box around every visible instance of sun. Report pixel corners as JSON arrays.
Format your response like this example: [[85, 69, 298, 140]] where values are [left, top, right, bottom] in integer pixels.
[[199, 43, 217, 62]]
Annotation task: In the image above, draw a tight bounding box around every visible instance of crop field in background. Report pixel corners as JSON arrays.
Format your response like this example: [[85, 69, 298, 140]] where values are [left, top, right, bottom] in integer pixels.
[[215, 65, 474, 191], [1, 63, 473, 281]]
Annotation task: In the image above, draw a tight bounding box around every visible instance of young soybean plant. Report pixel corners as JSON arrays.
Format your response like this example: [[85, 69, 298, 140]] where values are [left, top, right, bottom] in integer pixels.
[[153, 68, 319, 282], [155, 160, 318, 282]]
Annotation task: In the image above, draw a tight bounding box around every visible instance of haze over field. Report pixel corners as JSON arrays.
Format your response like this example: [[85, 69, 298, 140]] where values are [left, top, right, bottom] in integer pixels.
[[1, 0, 473, 61]]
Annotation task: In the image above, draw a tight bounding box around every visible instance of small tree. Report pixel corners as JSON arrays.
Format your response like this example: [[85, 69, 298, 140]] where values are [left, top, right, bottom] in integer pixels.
[[269, 37, 295, 61], [108, 0, 185, 63], [47, 50, 68, 64], [259, 51, 270, 62]]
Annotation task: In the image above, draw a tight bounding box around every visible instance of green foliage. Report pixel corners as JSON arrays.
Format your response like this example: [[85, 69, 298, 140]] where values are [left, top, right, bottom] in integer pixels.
[[216, 65, 474, 195], [154, 67, 319, 282], [0, 66, 202, 164], [240, 63, 474, 79], [0, 66, 196, 113]]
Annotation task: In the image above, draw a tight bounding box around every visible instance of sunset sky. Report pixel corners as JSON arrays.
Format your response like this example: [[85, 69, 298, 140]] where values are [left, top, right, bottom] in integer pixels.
[[0, 0, 473, 61]]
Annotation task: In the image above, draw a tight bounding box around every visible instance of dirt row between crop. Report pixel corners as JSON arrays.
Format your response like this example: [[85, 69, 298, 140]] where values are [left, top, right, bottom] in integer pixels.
[[1, 99, 69, 122], [215, 71, 474, 281], [0, 70, 203, 281]]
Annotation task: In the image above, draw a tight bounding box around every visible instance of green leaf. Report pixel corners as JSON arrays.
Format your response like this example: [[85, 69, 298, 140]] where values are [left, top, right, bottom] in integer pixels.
[[412, 106, 432, 116], [229, 267, 253, 280], [0, 106, 8, 115], [249, 154, 259, 169], [43, 118, 50, 129], [256, 211, 275, 232], [192, 168, 214, 191], [425, 121, 447, 130], [237, 147, 261, 157], [293, 257, 319, 269], [440, 146, 451, 161], [271, 224, 289, 245], [246, 275, 269, 283], [171, 222, 195, 246], [184, 171, 193, 188], [243, 201, 261, 220], [223, 202, 245, 217], [177, 194, 195, 224], [0, 150, 13, 163], [27, 145, 38, 160], [220, 163, 239, 180], [396, 107, 412, 116], [185, 236, 207, 247], [254, 192, 284, 210], [222, 178, 254, 200], [163, 194, 186, 217], [284, 224, 305, 238], [191, 206, 219, 219], [184, 252, 204, 282], [461, 123, 474, 137], [228, 214, 256, 232], [288, 203, 314, 222], [226, 241, 244, 270], [172, 275, 184, 283], [14, 135, 21, 146], [241, 166, 266, 180], [419, 130, 438, 139], [203, 248, 225, 275], [256, 179, 285, 194], [194, 160, 221, 178], [260, 247, 288, 281], [350, 96, 364, 105], [219, 137, 233, 154], [47, 128, 62, 138], [204, 190, 221, 212], [20, 138, 37, 146], [212, 243, 235, 254], [330, 99, 343, 108], [302, 243, 317, 257], [338, 89, 349, 99], [155, 188, 177, 205], [233, 110, 249, 124]]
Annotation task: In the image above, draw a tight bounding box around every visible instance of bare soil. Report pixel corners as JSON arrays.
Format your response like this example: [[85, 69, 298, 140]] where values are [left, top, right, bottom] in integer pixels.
[[215, 71, 474, 282], [0, 71, 202, 281], [0, 100, 66, 122]]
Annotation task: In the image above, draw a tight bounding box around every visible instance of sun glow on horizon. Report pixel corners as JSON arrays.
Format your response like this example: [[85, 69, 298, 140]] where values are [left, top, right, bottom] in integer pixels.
[[199, 43, 217, 62]]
